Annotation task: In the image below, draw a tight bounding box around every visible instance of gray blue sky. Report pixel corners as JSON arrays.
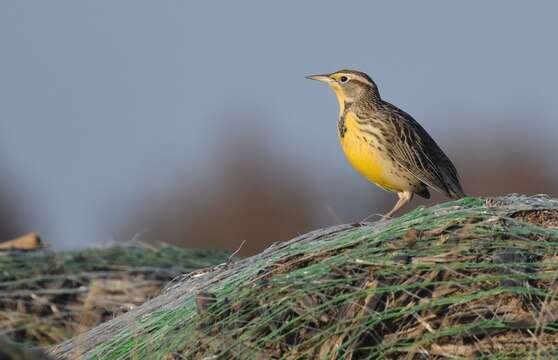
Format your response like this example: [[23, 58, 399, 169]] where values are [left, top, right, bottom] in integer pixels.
[[1, 1, 557, 248]]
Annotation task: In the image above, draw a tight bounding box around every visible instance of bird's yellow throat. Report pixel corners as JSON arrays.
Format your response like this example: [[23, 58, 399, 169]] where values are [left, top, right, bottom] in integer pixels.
[[329, 83, 346, 117]]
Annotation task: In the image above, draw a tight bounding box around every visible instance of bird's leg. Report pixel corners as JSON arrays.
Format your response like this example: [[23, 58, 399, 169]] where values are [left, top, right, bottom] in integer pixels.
[[382, 191, 413, 220]]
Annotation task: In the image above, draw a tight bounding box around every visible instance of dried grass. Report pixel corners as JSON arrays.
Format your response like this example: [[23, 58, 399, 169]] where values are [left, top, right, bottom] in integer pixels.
[[0, 243, 228, 347]]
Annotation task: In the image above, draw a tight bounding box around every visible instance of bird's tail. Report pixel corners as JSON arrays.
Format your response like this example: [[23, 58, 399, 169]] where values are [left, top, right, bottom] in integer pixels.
[[445, 176, 466, 199], [449, 187, 466, 199]]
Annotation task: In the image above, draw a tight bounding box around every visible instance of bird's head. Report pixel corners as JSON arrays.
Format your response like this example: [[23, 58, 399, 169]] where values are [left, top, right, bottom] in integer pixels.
[[306, 69, 380, 107]]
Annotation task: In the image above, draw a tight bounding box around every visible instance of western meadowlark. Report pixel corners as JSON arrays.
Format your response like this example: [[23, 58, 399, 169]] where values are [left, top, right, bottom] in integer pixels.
[[307, 69, 465, 218]]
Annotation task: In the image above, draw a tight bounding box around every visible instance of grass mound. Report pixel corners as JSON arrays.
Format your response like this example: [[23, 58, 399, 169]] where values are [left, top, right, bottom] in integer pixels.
[[51, 195, 558, 359], [0, 243, 228, 346]]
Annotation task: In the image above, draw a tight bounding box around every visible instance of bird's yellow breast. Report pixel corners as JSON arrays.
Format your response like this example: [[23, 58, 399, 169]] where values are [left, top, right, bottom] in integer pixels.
[[339, 112, 404, 192]]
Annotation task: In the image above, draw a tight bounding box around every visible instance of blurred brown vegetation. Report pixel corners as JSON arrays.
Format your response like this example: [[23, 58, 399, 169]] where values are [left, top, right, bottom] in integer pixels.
[[0, 199, 24, 241], [116, 123, 320, 256], [417, 126, 558, 207], [0, 183, 27, 243]]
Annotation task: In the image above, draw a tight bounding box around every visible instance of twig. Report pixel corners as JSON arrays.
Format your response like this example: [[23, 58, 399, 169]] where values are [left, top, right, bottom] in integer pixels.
[[227, 240, 247, 264]]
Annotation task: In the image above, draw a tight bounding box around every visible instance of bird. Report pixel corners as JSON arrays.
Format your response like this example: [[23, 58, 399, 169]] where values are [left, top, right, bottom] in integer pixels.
[[306, 69, 465, 218]]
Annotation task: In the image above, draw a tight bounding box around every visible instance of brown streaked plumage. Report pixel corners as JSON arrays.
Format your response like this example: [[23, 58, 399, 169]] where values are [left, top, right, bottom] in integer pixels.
[[307, 69, 465, 218]]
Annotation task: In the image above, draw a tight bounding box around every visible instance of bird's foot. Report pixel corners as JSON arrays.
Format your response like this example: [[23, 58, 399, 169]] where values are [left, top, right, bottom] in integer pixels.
[[380, 214, 393, 221]]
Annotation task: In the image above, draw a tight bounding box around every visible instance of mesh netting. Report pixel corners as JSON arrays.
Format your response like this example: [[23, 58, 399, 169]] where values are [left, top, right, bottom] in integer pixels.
[[0, 243, 228, 346], [51, 195, 558, 359]]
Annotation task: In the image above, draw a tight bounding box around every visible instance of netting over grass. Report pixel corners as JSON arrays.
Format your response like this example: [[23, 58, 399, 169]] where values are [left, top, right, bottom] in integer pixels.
[[0, 243, 228, 346], [51, 195, 558, 359]]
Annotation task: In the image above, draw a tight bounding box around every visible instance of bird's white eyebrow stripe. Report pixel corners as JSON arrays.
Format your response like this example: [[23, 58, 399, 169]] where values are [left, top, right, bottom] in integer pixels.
[[335, 72, 374, 86]]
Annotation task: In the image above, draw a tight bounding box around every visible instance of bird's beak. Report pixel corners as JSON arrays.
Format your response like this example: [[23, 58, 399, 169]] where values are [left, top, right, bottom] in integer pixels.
[[305, 74, 333, 84]]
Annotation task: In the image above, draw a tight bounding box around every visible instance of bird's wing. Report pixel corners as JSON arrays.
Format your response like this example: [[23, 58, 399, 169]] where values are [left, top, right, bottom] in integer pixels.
[[380, 103, 465, 199]]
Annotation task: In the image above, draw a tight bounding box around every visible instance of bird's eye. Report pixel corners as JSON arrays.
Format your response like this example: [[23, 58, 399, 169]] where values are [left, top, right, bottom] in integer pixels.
[[339, 76, 349, 83]]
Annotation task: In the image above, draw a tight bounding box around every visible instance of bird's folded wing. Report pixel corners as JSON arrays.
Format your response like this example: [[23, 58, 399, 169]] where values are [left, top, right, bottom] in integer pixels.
[[382, 108, 464, 198]]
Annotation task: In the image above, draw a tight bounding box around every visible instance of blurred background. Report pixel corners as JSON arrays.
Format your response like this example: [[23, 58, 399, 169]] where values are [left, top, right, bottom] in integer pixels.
[[0, 1, 557, 256]]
